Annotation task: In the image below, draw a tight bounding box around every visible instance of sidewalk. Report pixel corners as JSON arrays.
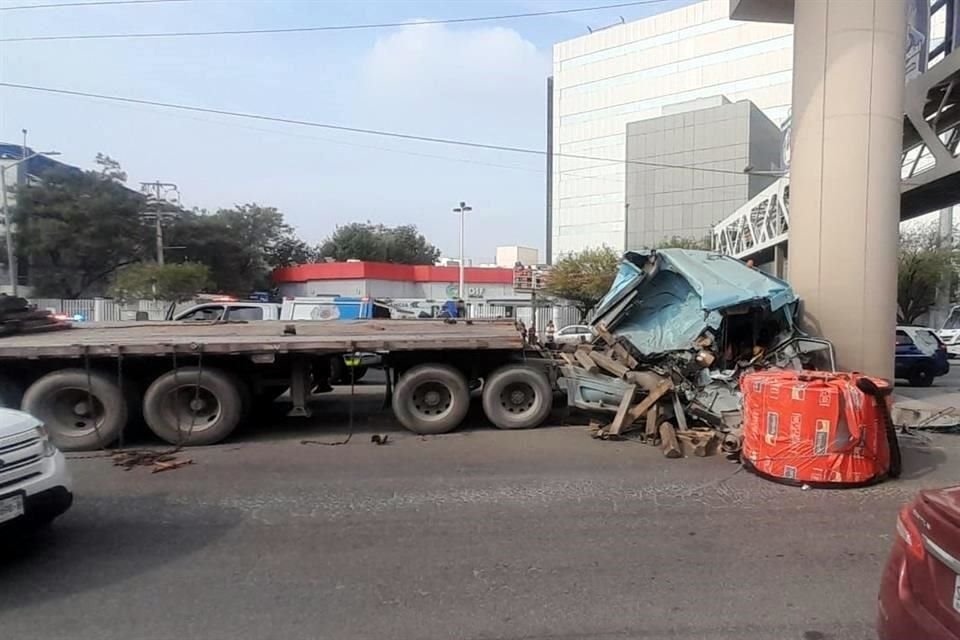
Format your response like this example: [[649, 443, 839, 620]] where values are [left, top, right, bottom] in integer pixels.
[[893, 390, 960, 429]]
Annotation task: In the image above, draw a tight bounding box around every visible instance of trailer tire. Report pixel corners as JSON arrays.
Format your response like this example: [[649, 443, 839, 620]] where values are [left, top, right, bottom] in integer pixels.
[[22, 369, 127, 451], [143, 367, 243, 446], [393, 364, 470, 434], [0, 373, 24, 409], [482, 365, 553, 430]]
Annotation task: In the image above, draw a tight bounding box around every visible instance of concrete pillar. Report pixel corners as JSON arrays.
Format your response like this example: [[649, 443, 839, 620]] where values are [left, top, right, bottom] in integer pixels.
[[933, 207, 955, 328], [788, 0, 906, 379], [773, 244, 786, 279]]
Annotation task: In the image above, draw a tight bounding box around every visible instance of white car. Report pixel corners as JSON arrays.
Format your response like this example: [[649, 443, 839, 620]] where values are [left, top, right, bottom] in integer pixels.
[[554, 324, 593, 345], [0, 408, 73, 530]]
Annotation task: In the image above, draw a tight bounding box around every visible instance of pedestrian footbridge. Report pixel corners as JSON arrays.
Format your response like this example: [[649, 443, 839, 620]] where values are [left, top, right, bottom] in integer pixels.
[[714, 6, 960, 263]]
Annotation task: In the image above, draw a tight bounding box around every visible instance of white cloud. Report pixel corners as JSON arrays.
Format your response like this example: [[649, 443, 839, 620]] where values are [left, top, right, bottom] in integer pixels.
[[358, 22, 549, 142]]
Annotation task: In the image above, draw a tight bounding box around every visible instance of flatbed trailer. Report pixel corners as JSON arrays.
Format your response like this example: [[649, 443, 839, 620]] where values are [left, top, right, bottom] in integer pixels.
[[0, 319, 554, 451]]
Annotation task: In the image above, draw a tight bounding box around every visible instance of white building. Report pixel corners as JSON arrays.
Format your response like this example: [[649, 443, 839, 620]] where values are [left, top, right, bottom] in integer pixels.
[[495, 245, 539, 267], [549, 0, 793, 262]]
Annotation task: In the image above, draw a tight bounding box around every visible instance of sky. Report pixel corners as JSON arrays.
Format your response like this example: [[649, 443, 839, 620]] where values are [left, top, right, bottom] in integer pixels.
[[0, 0, 695, 264]]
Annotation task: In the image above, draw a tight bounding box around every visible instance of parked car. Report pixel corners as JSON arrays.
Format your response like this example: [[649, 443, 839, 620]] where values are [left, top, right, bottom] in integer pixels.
[[0, 408, 73, 531], [555, 324, 592, 345], [170, 297, 380, 383], [896, 326, 950, 387], [878, 486, 960, 639], [171, 301, 281, 321]]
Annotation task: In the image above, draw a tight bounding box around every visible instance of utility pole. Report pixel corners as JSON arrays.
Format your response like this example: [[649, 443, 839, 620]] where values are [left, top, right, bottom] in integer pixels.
[[936, 206, 955, 327], [452, 201, 472, 299], [19, 129, 27, 187], [140, 181, 180, 266]]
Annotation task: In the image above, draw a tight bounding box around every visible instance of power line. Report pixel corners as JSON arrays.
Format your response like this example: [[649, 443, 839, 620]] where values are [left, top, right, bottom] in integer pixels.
[[0, 0, 673, 42], [73, 85, 627, 185], [0, 81, 760, 177], [1, 0, 188, 10]]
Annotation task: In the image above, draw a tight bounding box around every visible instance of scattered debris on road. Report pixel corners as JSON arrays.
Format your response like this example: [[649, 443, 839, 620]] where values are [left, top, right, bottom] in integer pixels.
[[112, 449, 194, 473], [892, 399, 960, 430], [557, 249, 836, 460]]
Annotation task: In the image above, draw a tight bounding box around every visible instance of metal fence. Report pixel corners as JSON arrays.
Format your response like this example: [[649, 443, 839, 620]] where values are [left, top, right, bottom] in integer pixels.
[[30, 298, 170, 322], [27, 297, 585, 331], [469, 303, 582, 333]]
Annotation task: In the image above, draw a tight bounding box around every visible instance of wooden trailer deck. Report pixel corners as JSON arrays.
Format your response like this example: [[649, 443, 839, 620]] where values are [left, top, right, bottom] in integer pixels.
[[0, 319, 524, 359]]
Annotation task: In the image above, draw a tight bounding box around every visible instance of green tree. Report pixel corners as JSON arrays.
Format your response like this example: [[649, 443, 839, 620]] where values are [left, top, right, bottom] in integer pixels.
[[898, 223, 958, 324], [166, 203, 309, 293], [543, 246, 620, 319], [268, 236, 316, 268], [12, 158, 148, 297], [111, 262, 211, 302], [318, 222, 440, 264], [94, 153, 127, 183], [656, 235, 712, 250]]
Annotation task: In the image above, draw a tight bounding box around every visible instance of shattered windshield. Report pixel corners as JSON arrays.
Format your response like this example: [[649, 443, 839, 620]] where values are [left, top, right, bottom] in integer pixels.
[[942, 307, 960, 330]]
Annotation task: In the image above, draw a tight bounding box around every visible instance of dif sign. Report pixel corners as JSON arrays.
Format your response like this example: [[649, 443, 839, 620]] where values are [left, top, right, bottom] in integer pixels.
[[446, 284, 485, 299]]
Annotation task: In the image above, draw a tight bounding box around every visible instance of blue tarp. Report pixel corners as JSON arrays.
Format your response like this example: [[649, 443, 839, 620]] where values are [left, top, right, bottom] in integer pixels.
[[592, 249, 798, 355]]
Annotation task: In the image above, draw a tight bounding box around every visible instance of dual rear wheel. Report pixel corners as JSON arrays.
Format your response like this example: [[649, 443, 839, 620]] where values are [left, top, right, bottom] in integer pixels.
[[392, 363, 552, 435], [17, 362, 552, 450], [20, 367, 244, 450]]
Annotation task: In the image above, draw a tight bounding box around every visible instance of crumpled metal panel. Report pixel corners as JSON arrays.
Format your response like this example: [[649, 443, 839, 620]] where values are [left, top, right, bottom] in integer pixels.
[[592, 249, 798, 356]]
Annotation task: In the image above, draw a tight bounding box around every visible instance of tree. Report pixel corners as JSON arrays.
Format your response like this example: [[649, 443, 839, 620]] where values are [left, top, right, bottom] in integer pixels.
[[898, 223, 958, 324], [656, 235, 712, 250], [13, 159, 148, 297], [95, 153, 127, 183], [267, 236, 316, 268], [111, 262, 211, 302], [543, 246, 620, 319], [166, 203, 309, 293], [317, 222, 440, 264]]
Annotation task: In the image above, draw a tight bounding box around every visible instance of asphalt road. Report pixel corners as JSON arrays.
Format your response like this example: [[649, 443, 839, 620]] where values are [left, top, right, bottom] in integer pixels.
[[3, 397, 960, 640], [895, 361, 960, 403]]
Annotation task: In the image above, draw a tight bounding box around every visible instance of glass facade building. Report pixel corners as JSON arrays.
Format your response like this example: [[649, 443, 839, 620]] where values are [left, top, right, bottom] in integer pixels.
[[549, 0, 793, 261]]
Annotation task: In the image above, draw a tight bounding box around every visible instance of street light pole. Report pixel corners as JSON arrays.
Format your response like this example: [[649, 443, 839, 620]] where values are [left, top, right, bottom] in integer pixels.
[[0, 150, 60, 296], [452, 201, 472, 299]]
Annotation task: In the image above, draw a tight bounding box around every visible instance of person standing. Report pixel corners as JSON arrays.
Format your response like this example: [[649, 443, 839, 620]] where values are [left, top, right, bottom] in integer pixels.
[[545, 320, 556, 348]]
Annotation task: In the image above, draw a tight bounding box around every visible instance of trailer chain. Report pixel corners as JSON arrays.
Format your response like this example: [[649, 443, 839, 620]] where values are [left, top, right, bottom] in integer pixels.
[[115, 346, 125, 451], [302, 358, 355, 446], [172, 344, 203, 451], [82, 346, 107, 451], [77, 345, 200, 471]]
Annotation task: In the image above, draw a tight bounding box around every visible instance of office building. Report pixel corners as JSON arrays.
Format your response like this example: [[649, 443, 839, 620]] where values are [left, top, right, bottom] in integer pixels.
[[625, 98, 781, 248], [548, 0, 793, 261], [495, 245, 539, 267]]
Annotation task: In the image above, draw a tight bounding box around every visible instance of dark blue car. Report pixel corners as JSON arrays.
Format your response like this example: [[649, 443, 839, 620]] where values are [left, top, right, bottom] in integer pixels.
[[895, 326, 950, 386]]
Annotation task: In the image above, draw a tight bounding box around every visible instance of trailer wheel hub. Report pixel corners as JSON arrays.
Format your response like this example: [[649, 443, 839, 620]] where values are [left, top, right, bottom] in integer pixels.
[[412, 382, 452, 417], [48, 388, 104, 432], [501, 382, 535, 414]]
